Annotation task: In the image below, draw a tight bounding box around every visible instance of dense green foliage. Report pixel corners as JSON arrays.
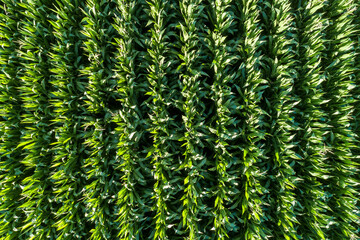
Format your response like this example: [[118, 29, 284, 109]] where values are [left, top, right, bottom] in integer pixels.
[[0, 0, 359, 239]]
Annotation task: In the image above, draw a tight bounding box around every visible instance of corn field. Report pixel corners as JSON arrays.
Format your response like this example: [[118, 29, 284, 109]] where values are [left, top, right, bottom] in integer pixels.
[[0, 0, 359, 239]]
